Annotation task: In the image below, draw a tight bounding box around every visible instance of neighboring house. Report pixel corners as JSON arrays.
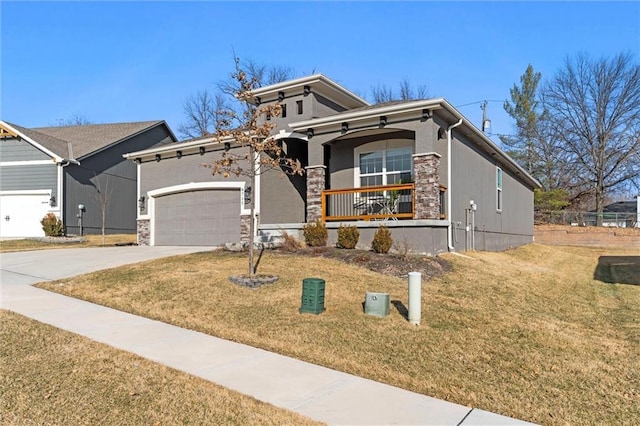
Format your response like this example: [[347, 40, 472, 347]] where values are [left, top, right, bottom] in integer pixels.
[[126, 74, 541, 253], [597, 197, 640, 228], [0, 120, 176, 238]]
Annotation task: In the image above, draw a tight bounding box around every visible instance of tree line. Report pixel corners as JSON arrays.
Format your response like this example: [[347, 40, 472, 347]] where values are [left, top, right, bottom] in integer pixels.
[[502, 53, 640, 218]]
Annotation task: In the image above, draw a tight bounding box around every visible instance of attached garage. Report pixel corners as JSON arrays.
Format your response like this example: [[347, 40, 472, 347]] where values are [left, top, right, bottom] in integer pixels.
[[150, 186, 242, 246], [0, 190, 52, 238]]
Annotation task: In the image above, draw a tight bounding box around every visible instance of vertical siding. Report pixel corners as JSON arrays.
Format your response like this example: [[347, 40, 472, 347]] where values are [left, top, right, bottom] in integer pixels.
[[64, 125, 174, 235], [0, 137, 51, 161], [0, 164, 58, 192]]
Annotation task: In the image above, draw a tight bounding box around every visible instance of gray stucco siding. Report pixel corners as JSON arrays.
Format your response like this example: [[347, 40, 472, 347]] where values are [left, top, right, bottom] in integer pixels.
[[0, 137, 52, 161], [139, 149, 249, 205], [0, 164, 58, 192], [450, 132, 533, 250]]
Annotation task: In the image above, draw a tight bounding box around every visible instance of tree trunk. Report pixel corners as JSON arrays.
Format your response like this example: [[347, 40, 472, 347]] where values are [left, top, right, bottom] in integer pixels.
[[248, 146, 256, 276]]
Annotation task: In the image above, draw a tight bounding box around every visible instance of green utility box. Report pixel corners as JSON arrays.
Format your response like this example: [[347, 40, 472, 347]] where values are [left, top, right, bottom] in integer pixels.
[[365, 292, 390, 317], [299, 278, 326, 314]]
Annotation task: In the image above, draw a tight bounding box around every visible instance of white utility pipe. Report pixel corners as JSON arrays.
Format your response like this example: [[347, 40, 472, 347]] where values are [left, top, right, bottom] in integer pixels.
[[408, 272, 422, 325], [447, 118, 463, 251]]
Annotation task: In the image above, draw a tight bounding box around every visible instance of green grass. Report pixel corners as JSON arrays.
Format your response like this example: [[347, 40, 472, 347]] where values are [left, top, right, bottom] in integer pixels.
[[36, 244, 640, 425], [0, 310, 321, 425]]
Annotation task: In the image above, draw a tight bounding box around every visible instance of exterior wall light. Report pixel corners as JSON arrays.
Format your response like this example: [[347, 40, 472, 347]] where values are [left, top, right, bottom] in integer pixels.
[[138, 196, 146, 212], [421, 109, 431, 121], [379, 116, 387, 127], [341, 122, 349, 133], [224, 142, 231, 151], [307, 128, 314, 138], [278, 91, 285, 102], [155, 154, 161, 162], [303, 85, 311, 96], [244, 186, 252, 205], [49, 194, 56, 207], [199, 146, 205, 155], [176, 150, 183, 159]]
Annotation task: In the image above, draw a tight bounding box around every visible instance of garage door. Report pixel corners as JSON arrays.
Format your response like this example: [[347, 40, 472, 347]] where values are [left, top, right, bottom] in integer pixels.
[[154, 189, 241, 246], [0, 192, 51, 238]]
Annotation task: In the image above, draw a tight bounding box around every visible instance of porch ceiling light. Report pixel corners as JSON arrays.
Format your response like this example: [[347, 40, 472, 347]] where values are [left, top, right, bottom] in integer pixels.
[[341, 122, 349, 133], [307, 128, 314, 138], [176, 150, 183, 159], [421, 109, 431, 121], [155, 154, 161, 162], [379, 116, 387, 127], [199, 146, 205, 155]]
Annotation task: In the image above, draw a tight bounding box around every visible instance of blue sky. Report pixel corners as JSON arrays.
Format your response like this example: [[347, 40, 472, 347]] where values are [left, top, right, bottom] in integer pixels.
[[2, 1, 639, 142]]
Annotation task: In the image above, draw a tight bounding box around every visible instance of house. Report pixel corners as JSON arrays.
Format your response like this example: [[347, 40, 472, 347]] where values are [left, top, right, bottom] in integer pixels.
[[596, 197, 640, 228], [0, 120, 176, 238], [126, 74, 541, 253]]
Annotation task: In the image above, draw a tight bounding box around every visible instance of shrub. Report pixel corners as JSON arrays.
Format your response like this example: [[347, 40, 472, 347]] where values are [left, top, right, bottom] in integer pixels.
[[279, 230, 306, 252], [303, 220, 328, 247], [337, 225, 359, 249], [41, 213, 64, 237], [371, 225, 393, 254]]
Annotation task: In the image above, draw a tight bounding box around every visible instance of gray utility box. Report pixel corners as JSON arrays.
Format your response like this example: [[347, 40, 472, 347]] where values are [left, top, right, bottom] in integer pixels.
[[365, 292, 390, 317]]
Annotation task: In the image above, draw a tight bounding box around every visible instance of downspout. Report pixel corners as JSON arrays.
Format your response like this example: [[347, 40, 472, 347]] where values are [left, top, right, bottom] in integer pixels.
[[447, 119, 463, 251]]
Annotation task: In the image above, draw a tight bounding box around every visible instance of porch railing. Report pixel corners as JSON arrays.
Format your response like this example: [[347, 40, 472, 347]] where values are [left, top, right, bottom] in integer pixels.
[[322, 183, 415, 222]]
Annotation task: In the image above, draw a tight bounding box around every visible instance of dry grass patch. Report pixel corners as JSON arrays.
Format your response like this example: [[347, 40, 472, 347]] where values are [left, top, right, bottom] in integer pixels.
[[37, 245, 640, 425], [0, 234, 137, 253], [0, 310, 320, 425]]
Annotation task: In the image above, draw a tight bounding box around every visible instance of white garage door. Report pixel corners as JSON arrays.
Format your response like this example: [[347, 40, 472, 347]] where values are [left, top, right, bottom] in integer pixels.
[[0, 191, 52, 238], [153, 189, 241, 246]]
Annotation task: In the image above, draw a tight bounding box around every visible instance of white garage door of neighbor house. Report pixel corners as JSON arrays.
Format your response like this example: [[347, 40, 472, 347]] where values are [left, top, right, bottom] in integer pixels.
[[154, 189, 241, 246], [0, 192, 51, 238]]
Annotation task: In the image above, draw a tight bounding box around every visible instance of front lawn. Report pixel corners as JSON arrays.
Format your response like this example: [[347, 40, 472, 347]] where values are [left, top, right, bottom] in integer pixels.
[[0, 234, 137, 253], [37, 244, 640, 425], [0, 310, 320, 425]]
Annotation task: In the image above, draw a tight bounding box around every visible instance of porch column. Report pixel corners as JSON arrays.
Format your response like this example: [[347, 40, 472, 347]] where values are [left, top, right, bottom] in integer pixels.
[[306, 165, 326, 223], [413, 152, 441, 220]]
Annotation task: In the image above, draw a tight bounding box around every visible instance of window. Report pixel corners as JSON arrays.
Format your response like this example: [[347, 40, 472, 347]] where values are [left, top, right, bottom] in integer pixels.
[[496, 167, 503, 211], [358, 147, 412, 187], [296, 100, 303, 115], [439, 186, 446, 219], [281, 103, 287, 118]]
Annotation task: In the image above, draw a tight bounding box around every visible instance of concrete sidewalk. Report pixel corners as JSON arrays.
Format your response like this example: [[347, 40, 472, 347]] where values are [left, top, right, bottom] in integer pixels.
[[1, 247, 535, 425]]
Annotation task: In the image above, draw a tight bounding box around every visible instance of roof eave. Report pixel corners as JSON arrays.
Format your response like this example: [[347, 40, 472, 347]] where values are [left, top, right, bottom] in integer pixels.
[[0, 120, 66, 162]]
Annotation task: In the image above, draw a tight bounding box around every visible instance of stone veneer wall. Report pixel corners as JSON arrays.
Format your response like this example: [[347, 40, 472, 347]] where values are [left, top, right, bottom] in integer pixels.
[[240, 214, 252, 244], [413, 153, 441, 220], [137, 219, 150, 246], [306, 166, 326, 223]]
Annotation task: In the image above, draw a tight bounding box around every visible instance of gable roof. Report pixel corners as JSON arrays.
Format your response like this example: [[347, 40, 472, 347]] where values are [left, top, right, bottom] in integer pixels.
[[251, 74, 370, 110], [32, 121, 170, 160], [4, 122, 73, 160], [288, 97, 542, 190], [602, 200, 638, 213]]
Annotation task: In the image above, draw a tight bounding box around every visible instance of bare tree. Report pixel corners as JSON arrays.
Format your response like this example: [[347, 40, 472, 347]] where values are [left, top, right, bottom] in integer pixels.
[[52, 114, 92, 126], [543, 52, 640, 220], [177, 91, 228, 139], [371, 77, 429, 103], [93, 173, 113, 245], [204, 58, 304, 276]]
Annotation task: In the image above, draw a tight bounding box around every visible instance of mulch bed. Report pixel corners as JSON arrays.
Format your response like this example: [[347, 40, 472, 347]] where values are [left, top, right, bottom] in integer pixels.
[[275, 246, 451, 280]]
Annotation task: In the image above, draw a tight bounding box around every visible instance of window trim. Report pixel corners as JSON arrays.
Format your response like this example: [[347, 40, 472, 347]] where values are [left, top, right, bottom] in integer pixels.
[[496, 167, 503, 212]]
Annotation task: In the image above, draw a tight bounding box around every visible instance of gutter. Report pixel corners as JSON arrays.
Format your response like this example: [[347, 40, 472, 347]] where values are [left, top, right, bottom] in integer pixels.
[[447, 119, 463, 252]]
